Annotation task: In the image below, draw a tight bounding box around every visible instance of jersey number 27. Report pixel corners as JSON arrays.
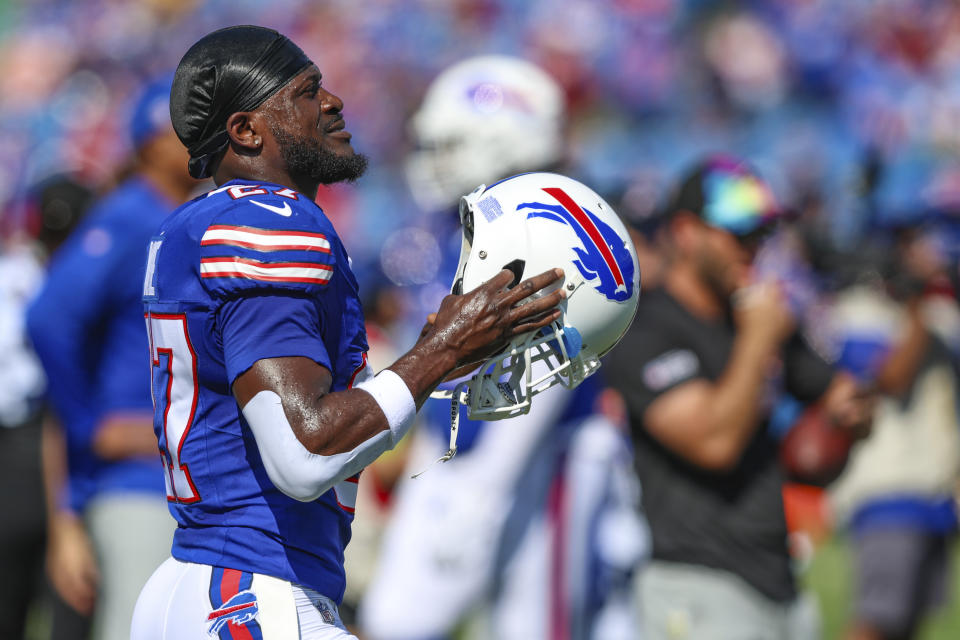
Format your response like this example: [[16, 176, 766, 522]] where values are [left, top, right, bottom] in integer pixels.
[[146, 312, 201, 504]]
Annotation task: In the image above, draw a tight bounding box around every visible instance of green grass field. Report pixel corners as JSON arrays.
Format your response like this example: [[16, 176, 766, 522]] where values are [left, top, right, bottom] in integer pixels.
[[803, 535, 960, 639]]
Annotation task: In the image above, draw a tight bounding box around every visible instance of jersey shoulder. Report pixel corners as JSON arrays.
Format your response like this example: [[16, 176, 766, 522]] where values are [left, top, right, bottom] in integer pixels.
[[165, 181, 338, 302]]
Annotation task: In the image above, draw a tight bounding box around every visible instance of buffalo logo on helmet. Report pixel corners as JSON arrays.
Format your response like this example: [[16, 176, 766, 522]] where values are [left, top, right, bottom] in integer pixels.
[[518, 187, 634, 302]]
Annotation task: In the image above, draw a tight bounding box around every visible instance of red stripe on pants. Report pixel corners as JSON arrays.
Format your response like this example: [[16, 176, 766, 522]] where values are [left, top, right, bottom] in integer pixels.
[[219, 569, 255, 640], [227, 621, 255, 640], [220, 568, 242, 604]]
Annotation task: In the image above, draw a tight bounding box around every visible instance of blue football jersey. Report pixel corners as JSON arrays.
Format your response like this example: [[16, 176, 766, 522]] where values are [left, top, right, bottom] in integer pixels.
[[143, 179, 369, 603]]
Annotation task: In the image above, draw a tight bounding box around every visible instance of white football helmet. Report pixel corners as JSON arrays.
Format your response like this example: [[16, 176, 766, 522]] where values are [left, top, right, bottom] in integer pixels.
[[433, 172, 640, 425], [406, 55, 565, 212]]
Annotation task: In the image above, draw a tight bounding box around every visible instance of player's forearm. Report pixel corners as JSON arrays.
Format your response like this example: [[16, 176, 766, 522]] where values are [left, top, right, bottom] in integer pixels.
[[297, 331, 467, 451], [296, 387, 405, 454], [274, 344, 455, 457], [236, 330, 459, 460], [233, 357, 395, 457], [243, 389, 394, 501], [242, 337, 460, 500], [249, 338, 477, 501]]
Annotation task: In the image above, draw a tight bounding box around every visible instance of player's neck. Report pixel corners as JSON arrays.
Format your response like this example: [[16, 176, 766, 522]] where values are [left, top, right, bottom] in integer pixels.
[[213, 151, 320, 200], [213, 168, 320, 200]]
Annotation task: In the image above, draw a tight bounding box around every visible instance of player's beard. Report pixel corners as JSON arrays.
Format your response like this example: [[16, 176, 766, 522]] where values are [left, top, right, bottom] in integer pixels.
[[271, 125, 368, 185]]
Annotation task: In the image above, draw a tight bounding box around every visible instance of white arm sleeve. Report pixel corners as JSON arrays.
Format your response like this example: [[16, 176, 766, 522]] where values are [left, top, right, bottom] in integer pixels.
[[242, 389, 395, 502]]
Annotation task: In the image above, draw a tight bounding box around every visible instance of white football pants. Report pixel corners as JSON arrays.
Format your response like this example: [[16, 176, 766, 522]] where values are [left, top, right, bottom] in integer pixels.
[[131, 557, 356, 640]]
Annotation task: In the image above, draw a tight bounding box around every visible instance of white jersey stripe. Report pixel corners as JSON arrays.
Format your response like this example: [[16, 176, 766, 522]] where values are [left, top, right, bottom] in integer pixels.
[[201, 258, 332, 284], [201, 227, 330, 253], [333, 476, 359, 514]]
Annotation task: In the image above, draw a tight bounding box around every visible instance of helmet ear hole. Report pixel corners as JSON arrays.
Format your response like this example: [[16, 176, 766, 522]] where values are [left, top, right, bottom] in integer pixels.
[[462, 209, 475, 245], [502, 259, 525, 289]]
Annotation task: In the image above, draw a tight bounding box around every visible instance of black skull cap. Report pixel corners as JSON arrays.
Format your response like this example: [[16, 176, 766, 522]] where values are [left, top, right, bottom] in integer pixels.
[[170, 25, 313, 179]]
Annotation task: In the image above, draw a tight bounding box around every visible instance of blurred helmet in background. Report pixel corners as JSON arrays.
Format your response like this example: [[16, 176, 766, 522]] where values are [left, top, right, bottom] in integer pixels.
[[437, 172, 639, 420], [406, 55, 565, 213]]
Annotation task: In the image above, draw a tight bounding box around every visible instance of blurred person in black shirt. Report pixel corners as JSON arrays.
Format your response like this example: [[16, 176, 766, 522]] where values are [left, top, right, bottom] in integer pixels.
[[604, 156, 872, 640]]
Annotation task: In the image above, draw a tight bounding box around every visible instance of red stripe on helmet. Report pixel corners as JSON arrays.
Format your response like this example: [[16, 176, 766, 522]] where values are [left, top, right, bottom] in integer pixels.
[[542, 187, 625, 288]]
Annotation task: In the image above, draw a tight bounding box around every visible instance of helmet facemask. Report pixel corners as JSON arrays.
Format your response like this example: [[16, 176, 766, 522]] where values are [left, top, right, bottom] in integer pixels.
[[478, 319, 601, 410], [433, 318, 601, 421]]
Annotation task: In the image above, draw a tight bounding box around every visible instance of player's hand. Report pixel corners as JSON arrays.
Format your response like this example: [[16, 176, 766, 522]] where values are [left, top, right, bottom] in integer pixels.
[[418, 313, 487, 380], [46, 511, 99, 615], [732, 281, 794, 348], [424, 268, 565, 369]]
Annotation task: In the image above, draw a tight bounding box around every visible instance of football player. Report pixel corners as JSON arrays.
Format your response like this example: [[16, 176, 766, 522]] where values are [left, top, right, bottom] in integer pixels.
[[130, 26, 565, 640], [360, 56, 647, 640]]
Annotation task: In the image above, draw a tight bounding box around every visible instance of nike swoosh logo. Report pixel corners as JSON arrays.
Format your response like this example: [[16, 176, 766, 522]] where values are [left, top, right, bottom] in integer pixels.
[[250, 200, 292, 217]]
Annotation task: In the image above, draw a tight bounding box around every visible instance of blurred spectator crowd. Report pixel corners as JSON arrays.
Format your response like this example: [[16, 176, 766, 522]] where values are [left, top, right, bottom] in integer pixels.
[[3, 0, 960, 257]]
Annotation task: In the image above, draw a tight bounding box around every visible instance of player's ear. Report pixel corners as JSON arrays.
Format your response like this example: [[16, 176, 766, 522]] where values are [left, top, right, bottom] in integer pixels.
[[225, 112, 262, 154]]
